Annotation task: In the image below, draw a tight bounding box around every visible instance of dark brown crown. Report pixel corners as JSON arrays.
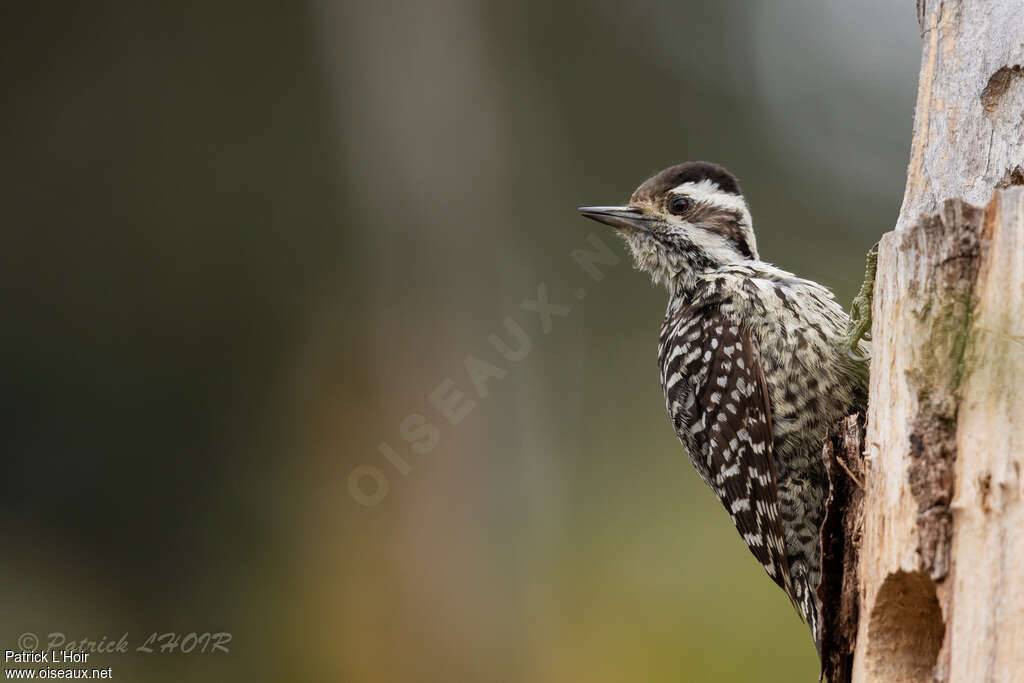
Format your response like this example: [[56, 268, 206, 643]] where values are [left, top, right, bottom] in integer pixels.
[[631, 161, 741, 203]]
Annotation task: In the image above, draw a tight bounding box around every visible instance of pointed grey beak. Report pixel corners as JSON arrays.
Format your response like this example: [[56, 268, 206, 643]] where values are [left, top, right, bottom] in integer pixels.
[[577, 205, 651, 232]]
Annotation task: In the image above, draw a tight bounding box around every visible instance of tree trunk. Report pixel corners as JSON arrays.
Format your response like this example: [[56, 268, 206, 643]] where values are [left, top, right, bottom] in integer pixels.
[[822, 3, 1024, 682]]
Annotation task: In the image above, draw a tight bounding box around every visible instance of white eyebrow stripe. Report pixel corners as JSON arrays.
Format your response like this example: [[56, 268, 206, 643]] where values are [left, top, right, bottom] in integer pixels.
[[669, 179, 748, 213]]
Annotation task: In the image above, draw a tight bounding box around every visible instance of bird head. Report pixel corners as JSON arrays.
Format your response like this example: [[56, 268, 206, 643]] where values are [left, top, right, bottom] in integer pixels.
[[579, 161, 758, 288]]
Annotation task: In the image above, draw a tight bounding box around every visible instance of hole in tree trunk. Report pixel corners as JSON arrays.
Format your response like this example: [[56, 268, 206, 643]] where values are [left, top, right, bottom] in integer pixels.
[[865, 571, 944, 682]]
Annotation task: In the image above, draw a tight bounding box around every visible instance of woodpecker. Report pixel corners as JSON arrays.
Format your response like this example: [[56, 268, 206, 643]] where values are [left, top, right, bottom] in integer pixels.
[[579, 161, 869, 655]]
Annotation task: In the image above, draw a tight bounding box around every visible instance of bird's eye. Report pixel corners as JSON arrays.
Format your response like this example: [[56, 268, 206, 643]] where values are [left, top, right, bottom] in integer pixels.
[[669, 196, 692, 215]]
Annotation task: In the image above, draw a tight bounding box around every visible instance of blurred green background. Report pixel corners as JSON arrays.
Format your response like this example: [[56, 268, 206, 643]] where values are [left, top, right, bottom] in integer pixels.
[[1, 2, 918, 681]]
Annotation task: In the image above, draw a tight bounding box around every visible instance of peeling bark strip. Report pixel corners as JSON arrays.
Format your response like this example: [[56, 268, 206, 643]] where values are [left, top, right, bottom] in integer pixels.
[[819, 415, 866, 683]]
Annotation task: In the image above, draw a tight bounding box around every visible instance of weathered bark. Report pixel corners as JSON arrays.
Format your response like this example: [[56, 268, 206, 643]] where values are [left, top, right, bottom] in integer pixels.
[[821, 3, 1024, 682], [901, 1, 1024, 230]]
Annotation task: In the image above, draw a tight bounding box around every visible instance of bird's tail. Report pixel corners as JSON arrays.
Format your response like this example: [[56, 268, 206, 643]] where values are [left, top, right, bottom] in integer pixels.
[[793, 573, 822, 659]]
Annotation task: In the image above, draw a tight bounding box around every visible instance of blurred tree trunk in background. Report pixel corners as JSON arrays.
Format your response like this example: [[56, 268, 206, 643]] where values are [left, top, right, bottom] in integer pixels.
[[823, 2, 1024, 681]]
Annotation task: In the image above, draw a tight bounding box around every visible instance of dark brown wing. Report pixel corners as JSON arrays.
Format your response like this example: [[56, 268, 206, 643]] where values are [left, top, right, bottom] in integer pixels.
[[663, 308, 797, 607]]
